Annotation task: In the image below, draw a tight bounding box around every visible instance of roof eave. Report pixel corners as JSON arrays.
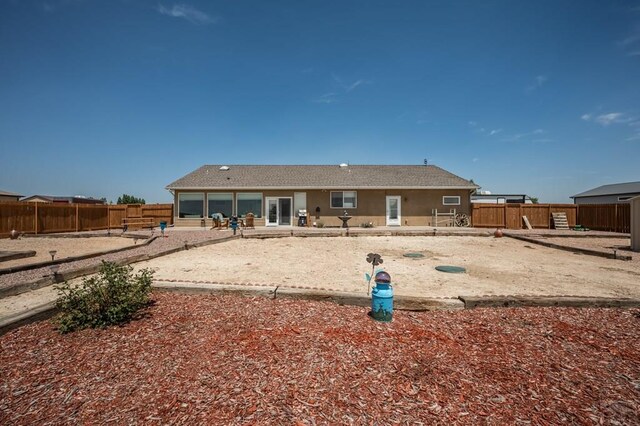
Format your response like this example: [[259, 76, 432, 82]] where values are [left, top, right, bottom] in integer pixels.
[[166, 185, 478, 191]]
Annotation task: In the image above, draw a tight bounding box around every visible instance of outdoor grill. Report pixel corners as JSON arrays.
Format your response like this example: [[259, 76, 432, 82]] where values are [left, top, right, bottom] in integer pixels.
[[297, 209, 308, 227]]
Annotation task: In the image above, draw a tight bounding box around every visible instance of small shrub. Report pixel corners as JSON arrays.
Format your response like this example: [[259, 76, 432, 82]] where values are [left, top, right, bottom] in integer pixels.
[[360, 222, 374, 228], [316, 221, 325, 228], [54, 261, 154, 334]]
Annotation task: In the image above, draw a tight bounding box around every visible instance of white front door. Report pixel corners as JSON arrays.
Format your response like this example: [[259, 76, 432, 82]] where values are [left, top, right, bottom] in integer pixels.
[[265, 197, 292, 226], [386, 196, 401, 226]]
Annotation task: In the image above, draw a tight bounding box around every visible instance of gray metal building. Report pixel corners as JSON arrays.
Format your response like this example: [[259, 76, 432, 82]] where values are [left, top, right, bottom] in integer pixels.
[[571, 181, 640, 205]]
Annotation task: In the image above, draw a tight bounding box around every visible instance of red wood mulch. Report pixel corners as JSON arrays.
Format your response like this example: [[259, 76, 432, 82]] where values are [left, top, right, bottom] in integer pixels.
[[1, 293, 639, 425]]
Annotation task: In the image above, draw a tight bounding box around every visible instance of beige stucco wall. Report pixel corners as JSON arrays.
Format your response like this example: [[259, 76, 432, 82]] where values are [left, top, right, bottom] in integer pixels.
[[172, 189, 472, 227]]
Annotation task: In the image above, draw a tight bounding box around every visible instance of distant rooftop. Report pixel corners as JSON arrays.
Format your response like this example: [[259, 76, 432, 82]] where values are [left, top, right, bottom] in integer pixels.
[[0, 189, 22, 197], [571, 181, 640, 199]]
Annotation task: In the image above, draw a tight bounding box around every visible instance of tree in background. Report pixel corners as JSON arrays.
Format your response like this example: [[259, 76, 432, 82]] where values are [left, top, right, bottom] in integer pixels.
[[530, 197, 539, 204], [117, 194, 146, 205]]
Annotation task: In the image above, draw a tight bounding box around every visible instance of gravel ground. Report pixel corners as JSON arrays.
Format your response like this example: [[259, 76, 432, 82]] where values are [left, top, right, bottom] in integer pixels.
[[1, 293, 639, 424], [0, 236, 135, 269], [0, 230, 235, 293]]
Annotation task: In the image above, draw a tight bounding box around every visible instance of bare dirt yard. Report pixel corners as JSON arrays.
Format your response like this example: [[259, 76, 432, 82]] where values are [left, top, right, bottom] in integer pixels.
[[1, 293, 639, 424], [136, 236, 640, 299], [0, 236, 136, 269]]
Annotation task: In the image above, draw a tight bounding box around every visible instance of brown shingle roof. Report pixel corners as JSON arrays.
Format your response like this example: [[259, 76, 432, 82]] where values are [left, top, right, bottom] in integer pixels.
[[166, 165, 478, 190]]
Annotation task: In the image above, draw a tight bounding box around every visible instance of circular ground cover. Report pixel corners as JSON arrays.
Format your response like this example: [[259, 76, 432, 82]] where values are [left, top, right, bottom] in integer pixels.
[[435, 265, 466, 273]]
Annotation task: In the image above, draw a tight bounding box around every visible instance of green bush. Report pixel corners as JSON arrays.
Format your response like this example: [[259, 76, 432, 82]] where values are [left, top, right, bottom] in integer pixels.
[[54, 261, 154, 334]]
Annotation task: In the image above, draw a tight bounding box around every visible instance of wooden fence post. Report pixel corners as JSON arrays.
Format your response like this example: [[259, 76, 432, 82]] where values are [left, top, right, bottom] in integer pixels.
[[34, 202, 38, 235], [75, 204, 79, 232], [547, 204, 551, 229], [614, 204, 618, 233]]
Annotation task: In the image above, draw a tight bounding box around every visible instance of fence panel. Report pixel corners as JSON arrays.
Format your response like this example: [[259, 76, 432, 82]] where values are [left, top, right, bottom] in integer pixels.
[[78, 205, 109, 231], [577, 204, 630, 233], [0, 202, 36, 237], [141, 204, 174, 226], [37, 204, 76, 234], [1, 202, 175, 237], [470, 205, 506, 228]]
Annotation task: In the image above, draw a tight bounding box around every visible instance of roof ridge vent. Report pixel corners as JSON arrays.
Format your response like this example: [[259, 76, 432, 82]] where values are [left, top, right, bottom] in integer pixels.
[[219, 166, 230, 171]]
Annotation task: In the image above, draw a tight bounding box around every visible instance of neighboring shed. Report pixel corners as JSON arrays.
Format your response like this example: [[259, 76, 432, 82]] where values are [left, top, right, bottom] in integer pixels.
[[21, 195, 106, 205], [0, 190, 22, 203], [471, 193, 533, 204], [571, 181, 640, 205], [632, 196, 640, 253]]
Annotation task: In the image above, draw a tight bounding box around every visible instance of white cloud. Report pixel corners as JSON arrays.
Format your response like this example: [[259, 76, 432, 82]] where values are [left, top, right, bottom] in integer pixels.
[[331, 74, 371, 92], [581, 114, 592, 121], [468, 121, 477, 127], [627, 51, 640, 57], [502, 129, 546, 142], [156, 4, 216, 25], [472, 158, 479, 162], [525, 75, 548, 93], [312, 93, 338, 104], [489, 128, 502, 136], [595, 112, 633, 126]]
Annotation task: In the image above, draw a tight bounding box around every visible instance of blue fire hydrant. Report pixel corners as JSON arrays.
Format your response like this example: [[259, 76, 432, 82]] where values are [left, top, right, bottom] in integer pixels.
[[230, 215, 239, 235], [371, 271, 393, 322]]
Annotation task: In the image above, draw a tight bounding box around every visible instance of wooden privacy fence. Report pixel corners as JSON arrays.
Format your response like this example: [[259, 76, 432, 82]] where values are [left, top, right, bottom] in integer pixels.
[[471, 203, 630, 233], [0, 203, 173, 238]]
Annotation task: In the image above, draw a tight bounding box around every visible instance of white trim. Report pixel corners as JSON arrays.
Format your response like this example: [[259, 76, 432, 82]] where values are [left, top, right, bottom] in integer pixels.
[[177, 192, 205, 218], [206, 192, 233, 218], [443, 195, 461, 206], [236, 192, 263, 218], [330, 191, 358, 209], [386, 195, 401, 226], [265, 196, 293, 226]]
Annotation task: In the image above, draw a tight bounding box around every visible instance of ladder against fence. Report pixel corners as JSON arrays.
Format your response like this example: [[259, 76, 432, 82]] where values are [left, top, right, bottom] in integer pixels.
[[0, 202, 174, 238], [471, 203, 629, 232]]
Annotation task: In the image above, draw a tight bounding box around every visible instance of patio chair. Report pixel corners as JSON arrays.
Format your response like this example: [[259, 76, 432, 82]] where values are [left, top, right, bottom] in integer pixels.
[[210, 213, 229, 230], [244, 212, 255, 229]]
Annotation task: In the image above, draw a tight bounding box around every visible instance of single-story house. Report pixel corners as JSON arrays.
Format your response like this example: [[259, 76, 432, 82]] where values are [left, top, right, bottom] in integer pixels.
[[20, 195, 106, 205], [571, 181, 640, 205], [166, 164, 479, 227], [471, 193, 533, 204], [0, 190, 22, 203]]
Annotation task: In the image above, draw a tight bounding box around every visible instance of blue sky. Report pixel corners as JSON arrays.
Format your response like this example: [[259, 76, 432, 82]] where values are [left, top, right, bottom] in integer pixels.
[[1, 0, 639, 203]]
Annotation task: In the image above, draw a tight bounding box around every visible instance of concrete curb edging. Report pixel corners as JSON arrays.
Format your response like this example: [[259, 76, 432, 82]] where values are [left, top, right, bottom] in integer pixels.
[[459, 295, 640, 309], [152, 281, 466, 311], [504, 234, 632, 261], [3, 284, 640, 336], [0, 301, 57, 335]]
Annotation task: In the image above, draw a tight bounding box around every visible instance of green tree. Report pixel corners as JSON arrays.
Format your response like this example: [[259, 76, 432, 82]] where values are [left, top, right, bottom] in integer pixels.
[[530, 197, 539, 204], [117, 194, 146, 204]]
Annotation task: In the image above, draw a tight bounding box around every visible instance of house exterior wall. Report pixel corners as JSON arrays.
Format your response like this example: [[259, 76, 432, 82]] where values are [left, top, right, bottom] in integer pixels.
[[573, 193, 640, 204], [172, 188, 472, 227], [632, 197, 640, 252], [0, 195, 20, 203]]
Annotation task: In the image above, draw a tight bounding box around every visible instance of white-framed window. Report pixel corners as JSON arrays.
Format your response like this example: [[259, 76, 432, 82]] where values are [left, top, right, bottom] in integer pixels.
[[207, 193, 233, 218], [331, 191, 357, 208], [178, 192, 204, 218], [443, 196, 461, 206], [237, 193, 263, 218]]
